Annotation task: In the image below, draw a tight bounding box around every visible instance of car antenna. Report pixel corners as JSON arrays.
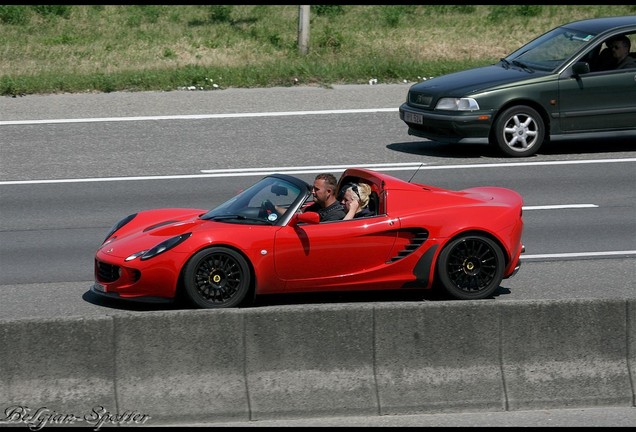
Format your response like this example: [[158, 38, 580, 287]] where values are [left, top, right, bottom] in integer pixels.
[[407, 163, 424, 183]]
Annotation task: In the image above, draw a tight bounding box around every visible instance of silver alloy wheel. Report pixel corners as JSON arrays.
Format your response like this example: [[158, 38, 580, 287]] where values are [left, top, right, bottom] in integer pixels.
[[493, 105, 545, 157]]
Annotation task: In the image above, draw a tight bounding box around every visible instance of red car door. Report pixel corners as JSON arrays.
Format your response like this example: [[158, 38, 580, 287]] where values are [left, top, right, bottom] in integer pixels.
[[273, 216, 398, 290]]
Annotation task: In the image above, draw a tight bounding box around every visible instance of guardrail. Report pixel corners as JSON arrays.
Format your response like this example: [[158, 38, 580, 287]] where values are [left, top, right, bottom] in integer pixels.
[[1, 298, 634, 427]]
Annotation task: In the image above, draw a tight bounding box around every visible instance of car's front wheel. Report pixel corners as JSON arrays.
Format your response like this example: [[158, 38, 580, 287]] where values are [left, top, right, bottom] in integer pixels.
[[436, 234, 505, 300], [183, 247, 251, 308], [492, 105, 545, 157]]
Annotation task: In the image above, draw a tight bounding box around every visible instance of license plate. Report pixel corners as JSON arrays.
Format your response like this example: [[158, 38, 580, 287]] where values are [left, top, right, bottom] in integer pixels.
[[94, 283, 106, 293], [404, 111, 423, 124]]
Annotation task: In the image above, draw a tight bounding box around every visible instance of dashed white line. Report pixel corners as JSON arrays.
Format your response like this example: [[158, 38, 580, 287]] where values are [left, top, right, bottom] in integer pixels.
[[2, 158, 633, 185], [0, 108, 398, 126], [522, 204, 598, 210], [521, 251, 636, 259]]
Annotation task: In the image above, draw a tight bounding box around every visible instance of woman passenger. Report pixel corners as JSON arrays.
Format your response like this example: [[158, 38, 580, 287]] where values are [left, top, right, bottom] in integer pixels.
[[339, 182, 373, 220]]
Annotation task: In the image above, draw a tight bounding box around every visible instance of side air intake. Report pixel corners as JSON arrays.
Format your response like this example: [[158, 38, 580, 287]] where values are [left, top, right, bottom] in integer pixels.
[[388, 230, 429, 263]]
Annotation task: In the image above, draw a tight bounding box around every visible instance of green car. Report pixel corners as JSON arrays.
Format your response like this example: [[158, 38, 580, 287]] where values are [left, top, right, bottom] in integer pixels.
[[399, 15, 636, 157]]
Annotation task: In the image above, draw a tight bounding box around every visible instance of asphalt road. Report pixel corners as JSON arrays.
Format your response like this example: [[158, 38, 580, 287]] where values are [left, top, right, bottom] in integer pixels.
[[1, 84, 635, 321]]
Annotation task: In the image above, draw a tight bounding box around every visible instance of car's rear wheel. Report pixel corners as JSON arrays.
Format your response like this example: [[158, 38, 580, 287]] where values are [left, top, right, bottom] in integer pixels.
[[183, 247, 251, 308], [492, 105, 545, 157], [436, 235, 505, 300]]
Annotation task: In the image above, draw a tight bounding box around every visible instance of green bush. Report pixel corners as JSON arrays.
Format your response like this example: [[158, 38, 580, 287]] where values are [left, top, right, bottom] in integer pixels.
[[32, 5, 72, 19], [488, 5, 544, 22], [207, 5, 232, 23], [0, 5, 29, 24], [313, 5, 345, 17]]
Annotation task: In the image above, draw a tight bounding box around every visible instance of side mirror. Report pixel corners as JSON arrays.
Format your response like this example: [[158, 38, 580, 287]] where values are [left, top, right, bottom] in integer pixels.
[[288, 211, 320, 227], [572, 61, 590, 76]]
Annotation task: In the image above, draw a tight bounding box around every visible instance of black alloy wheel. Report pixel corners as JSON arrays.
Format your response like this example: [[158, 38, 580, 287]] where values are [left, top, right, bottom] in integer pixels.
[[437, 234, 505, 300], [183, 247, 251, 308]]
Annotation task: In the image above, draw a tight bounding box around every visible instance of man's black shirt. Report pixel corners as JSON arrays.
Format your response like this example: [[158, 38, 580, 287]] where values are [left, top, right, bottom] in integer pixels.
[[304, 201, 346, 221]]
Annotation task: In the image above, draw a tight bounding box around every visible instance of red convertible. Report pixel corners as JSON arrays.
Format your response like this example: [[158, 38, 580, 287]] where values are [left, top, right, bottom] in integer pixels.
[[93, 168, 524, 308]]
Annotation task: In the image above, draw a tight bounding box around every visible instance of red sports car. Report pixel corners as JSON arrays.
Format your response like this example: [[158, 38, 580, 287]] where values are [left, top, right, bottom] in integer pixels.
[[93, 168, 524, 308]]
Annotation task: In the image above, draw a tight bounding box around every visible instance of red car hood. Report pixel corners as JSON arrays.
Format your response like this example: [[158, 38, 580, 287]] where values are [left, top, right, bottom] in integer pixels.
[[99, 208, 210, 258]]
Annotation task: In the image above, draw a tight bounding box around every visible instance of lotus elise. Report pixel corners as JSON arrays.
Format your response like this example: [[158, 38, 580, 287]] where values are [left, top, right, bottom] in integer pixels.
[[93, 168, 524, 308]]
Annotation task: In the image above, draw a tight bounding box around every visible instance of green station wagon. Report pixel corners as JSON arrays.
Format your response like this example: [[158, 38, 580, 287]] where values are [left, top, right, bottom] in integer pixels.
[[399, 15, 636, 157]]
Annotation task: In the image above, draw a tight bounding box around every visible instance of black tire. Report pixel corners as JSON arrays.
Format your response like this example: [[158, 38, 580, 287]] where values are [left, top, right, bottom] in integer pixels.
[[183, 247, 251, 308], [492, 105, 545, 157], [436, 235, 505, 300]]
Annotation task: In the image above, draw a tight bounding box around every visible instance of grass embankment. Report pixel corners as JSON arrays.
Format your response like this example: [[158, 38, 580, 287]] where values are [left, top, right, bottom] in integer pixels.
[[1, 5, 635, 96]]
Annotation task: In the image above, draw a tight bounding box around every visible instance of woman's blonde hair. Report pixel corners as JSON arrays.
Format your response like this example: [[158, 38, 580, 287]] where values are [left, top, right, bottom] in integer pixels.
[[343, 182, 371, 208]]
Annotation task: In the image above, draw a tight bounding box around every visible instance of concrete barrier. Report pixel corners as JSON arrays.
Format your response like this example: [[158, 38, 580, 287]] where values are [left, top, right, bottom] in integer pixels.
[[374, 302, 504, 414], [0, 316, 116, 414], [245, 304, 377, 420], [500, 299, 633, 410], [113, 311, 247, 424], [1, 298, 635, 427]]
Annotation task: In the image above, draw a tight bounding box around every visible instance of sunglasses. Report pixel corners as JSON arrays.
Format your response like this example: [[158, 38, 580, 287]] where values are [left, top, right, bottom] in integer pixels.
[[338, 183, 359, 201]]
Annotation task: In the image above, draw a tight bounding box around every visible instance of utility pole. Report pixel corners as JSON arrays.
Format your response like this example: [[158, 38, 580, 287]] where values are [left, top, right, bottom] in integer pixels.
[[298, 5, 310, 55]]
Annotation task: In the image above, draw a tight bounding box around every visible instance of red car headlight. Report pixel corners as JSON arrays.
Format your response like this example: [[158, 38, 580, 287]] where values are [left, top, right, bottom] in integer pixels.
[[126, 233, 192, 261]]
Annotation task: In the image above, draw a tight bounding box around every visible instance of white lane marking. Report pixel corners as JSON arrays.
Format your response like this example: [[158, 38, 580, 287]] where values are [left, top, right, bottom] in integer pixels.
[[200, 158, 636, 173], [521, 251, 636, 259], [200, 162, 422, 173], [0, 108, 398, 126], [0, 163, 423, 185], [380, 158, 636, 170], [523, 204, 598, 210], [1, 158, 634, 186]]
